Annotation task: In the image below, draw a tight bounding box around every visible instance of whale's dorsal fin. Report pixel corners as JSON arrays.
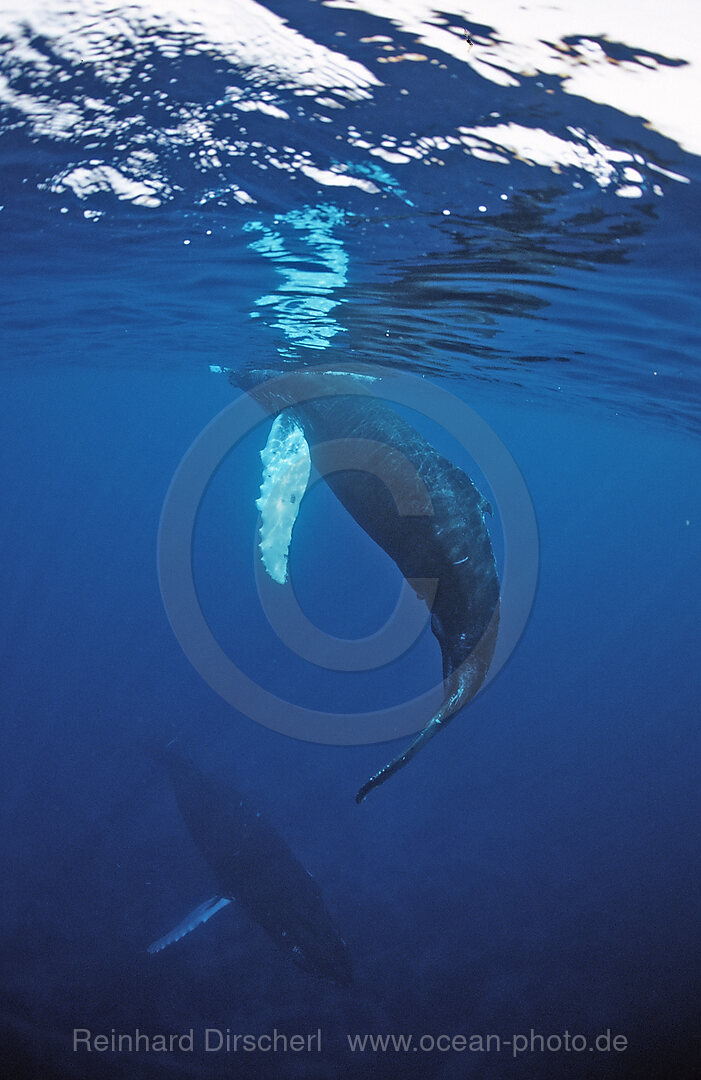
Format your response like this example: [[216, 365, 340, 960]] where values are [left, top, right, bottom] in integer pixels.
[[147, 895, 232, 955], [256, 413, 311, 584]]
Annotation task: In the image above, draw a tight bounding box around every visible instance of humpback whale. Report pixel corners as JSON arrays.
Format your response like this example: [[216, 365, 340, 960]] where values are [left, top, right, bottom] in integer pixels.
[[148, 750, 352, 986], [235, 367, 500, 803]]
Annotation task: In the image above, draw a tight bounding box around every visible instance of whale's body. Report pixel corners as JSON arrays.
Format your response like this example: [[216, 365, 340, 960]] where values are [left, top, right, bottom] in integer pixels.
[[237, 367, 500, 802], [148, 751, 352, 985]]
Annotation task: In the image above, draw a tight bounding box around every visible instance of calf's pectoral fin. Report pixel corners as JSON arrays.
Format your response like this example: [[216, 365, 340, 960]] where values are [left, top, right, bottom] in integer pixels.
[[147, 895, 232, 955]]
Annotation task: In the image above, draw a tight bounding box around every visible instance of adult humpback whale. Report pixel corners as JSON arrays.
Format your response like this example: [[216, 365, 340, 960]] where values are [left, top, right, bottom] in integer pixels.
[[148, 750, 352, 986], [235, 367, 500, 803]]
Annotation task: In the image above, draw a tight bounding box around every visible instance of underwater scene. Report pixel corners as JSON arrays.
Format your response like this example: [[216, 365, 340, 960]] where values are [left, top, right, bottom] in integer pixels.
[[1, 0, 700, 1077]]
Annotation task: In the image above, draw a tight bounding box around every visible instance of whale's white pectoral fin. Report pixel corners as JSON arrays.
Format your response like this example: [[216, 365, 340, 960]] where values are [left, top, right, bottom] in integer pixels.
[[147, 895, 232, 955], [256, 413, 311, 584]]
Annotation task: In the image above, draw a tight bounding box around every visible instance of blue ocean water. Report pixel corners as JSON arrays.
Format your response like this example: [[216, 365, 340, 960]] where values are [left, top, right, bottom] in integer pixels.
[[1, 2, 700, 1078]]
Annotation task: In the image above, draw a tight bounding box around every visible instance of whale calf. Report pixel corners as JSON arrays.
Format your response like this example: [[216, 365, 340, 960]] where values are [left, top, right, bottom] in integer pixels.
[[234, 366, 500, 803], [148, 750, 352, 986]]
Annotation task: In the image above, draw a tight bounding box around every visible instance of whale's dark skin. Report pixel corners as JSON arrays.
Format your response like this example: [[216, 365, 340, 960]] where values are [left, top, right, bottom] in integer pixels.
[[234, 367, 500, 803], [163, 751, 352, 985]]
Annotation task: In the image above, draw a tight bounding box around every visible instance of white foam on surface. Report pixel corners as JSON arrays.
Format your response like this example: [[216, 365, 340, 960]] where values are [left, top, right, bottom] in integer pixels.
[[2, 0, 379, 99], [324, 0, 701, 156]]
